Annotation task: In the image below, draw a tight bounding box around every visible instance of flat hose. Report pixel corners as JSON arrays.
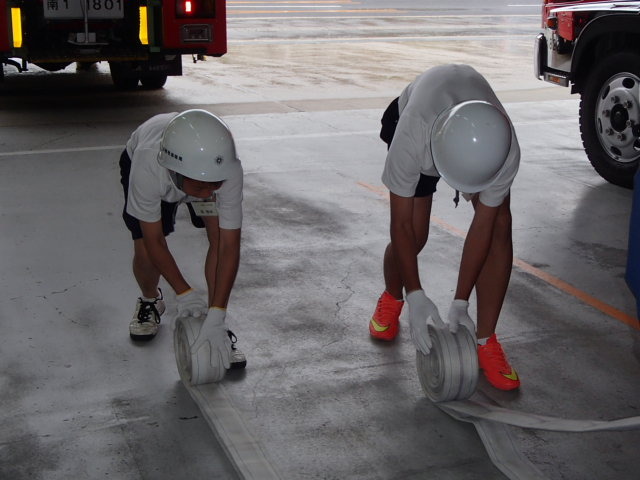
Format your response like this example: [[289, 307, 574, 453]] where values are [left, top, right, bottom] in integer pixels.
[[173, 314, 282, 479], [416, 324, 640, 479]]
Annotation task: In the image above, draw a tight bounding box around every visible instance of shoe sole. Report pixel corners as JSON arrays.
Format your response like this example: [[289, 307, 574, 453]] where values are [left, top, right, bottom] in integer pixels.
[[229, 359, 247, 370], [130, 332, 157, 341], [369, 333, 398, 341]]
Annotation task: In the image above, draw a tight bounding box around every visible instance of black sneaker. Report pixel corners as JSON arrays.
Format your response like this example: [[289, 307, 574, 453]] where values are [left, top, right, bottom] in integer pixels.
[[129, 289, 165, 340], [228, 330, 247, 369]]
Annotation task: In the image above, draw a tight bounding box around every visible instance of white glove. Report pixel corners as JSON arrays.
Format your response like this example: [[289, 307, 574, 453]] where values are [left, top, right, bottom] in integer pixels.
[[176, 289, 208, 319], [447, 299, 476, 335], [191, 308, 231, 375], [406, 290, 441, 355]]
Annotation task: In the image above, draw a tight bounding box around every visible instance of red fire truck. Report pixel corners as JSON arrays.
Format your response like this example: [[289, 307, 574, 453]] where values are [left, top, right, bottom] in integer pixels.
[[0, 0, 226, 89], [535, 0, 640, 188]]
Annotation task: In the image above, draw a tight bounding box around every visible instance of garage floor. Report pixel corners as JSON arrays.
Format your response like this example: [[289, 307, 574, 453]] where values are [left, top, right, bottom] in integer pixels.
[[1, 86, 639, 479]]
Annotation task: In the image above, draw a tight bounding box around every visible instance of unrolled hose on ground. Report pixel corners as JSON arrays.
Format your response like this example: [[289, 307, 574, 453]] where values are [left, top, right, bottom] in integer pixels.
[[173, 314, 282, 479], [416, 324, 640, 479]]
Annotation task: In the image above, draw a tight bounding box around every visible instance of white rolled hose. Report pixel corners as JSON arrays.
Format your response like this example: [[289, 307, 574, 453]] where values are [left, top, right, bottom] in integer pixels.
[[416, 323, 478, 402], [416, 323, 640, 479], [174, 315, 226, 385], [173, 315, 282, 479]]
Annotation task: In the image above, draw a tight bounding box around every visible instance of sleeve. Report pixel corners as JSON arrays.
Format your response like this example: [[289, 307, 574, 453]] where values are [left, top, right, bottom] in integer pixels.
[[126, 150, 163, 222], [381, 112, 427, 198], [478, 125, 521, 207], [216, 163, 244, 230]]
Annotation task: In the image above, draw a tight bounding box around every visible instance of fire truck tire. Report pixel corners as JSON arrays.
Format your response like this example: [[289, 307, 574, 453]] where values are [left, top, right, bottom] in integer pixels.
[[140, 74, 168, 90], [109, 61, 139, 90], [579, 51, 640, 189], [112, 74, 139, 90]]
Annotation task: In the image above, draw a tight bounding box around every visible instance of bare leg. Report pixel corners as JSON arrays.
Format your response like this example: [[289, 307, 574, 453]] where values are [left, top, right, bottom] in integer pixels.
[[133, 238, 161, 299], [473, 196, 513, 338], [383, 195, 433, 299]]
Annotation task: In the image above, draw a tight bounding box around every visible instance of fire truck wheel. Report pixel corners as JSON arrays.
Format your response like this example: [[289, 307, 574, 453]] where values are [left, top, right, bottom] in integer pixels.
[[140, 74, 168, 90], [579, 51, 640, 189], [109, 61, 139, 91], [111, 74, 139, 90]]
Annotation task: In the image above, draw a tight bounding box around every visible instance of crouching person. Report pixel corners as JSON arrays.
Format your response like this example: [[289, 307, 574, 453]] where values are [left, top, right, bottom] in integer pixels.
[[119, 109, 246, 371]]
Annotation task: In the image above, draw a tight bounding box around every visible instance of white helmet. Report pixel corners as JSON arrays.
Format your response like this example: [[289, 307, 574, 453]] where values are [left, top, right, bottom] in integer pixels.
[[430, 100, 512, 193], [158, 109, 239, 182]]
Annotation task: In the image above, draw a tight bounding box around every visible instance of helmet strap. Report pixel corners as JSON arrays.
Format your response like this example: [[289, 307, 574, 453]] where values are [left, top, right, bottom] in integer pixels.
[[169, 170, 185, 191]]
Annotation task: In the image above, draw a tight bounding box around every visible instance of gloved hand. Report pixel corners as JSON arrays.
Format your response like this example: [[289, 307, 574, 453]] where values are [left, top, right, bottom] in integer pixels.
[[447, 299, 476, 336], [406, 290, 441, 355], [190, 307, 231, 377], [176, 288, 208, 319]]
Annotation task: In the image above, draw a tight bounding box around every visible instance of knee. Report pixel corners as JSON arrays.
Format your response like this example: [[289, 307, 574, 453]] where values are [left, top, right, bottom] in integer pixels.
[[493, 209, 512, 241], [415, 233, 429, 253], [133, 240, 153, 268]]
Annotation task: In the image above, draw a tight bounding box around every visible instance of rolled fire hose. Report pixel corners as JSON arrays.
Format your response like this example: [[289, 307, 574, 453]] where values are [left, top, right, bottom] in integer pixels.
[[174, 315, 225, 386], [174, 315, 282, 479], [416, 323, 640, 479], [416, 323, 478, 402]]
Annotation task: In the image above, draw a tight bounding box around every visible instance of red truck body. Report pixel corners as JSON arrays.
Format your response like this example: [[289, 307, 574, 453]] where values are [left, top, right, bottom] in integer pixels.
[[0, 0, 226, 89], [535, 0, 640, 188]]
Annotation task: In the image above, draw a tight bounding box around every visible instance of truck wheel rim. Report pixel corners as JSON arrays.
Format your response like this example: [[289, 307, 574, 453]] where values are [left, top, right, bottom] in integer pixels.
[[595, 72, 640, 164]]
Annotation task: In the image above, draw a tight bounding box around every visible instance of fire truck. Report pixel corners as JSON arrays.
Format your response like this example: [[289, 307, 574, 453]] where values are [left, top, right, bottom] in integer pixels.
[[534, 0, 640, 188], [0, 0, 226, 89]]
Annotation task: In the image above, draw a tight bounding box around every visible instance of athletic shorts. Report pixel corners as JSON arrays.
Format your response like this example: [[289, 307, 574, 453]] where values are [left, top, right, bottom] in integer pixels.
[[119, 150, 204, 240], [380, 96, 440, 198]]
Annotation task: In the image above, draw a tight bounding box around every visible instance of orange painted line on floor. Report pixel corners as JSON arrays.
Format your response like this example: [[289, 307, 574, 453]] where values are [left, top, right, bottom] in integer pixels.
[[357, 181, 639, 329], [357, 181, 389, 199]]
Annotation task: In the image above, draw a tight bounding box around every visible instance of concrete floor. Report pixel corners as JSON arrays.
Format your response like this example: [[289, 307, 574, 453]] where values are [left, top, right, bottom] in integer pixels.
[[1, 90, 639, 479], [0, 20, 639, 475]]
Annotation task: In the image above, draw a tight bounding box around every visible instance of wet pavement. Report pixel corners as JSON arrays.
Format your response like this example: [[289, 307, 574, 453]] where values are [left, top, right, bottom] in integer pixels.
[[1, 7, 639, 480]]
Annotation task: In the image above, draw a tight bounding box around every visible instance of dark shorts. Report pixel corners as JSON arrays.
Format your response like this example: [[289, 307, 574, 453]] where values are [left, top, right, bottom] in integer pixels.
[[119, 150, 204, 240], [380, 96, 439, 198]]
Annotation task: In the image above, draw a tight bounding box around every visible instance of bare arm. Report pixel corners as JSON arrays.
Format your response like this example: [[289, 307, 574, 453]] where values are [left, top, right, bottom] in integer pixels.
[[454, 200, 500, 300], [203, 215, 241, 308], [140, 220, 191, 294], [389, 192, 422, 294]]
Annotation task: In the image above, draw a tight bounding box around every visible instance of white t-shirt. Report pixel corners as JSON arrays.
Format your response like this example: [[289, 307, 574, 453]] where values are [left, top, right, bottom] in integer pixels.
[[381, 64, 520, 207], [125, 113, 243, 230]]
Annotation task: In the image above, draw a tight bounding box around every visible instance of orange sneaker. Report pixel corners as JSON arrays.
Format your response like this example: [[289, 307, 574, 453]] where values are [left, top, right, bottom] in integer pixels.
[[477, 334, 520, 391], [369, 291, 403, 341]]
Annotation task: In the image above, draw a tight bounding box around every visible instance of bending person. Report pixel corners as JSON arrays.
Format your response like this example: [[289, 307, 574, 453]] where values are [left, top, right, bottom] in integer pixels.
[[120, 109, 245, 373], [370, 64, 521, 391]]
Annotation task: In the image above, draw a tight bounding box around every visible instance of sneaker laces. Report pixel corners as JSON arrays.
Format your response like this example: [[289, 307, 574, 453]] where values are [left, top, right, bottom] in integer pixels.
[[227, 330, 238, 351], [375, 295, 402, 325], [481, 341, 510, 373], [137, 298, 161, 324]]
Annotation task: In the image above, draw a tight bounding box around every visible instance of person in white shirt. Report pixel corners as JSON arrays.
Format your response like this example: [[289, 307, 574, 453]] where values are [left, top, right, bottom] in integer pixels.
[[119, 109, 245, 371], [369, 64, 521, 391]]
